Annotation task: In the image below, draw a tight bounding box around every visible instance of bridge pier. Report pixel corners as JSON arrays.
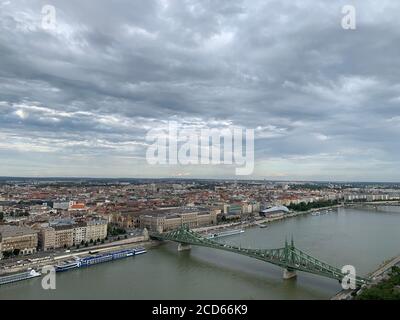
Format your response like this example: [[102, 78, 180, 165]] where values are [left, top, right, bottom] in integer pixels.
[[178, 243, 192, 251], [283, 268, 297, 280]]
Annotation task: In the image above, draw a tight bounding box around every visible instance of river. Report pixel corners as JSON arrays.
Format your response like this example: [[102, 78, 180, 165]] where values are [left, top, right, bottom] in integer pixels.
[[1, 206, 400, 300]]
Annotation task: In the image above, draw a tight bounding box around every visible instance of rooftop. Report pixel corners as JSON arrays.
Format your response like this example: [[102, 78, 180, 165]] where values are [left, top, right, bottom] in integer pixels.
[[0, 225, 38, 238], [140, 206, 210, 218]]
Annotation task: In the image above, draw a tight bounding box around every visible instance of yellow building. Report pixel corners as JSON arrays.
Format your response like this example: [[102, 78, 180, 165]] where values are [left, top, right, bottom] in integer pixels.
[[36, 218, 108, 250], [140, 207, 217, 233], [54, 225, 74, 248], [0, 225, 38, 256], [85, 219, 108, 242], [37, 226, 56, 251]]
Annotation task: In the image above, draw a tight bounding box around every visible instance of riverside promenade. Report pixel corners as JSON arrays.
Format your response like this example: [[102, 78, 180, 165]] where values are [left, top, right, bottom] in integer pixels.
[[0, 234, 153, 276], [331, 253, 400, 300]]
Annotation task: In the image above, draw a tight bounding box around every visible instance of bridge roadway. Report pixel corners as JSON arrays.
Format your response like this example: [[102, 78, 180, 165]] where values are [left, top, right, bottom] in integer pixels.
[[151, 226, 370, 287], [348, 201, 400, 207], [369, 255, 400, 280]]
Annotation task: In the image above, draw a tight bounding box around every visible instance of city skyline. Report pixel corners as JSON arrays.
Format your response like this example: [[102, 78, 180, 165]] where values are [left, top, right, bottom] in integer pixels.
[[1, 1, 400, 181], [2, 175, 400, 184], [0, 177, 399, 299]]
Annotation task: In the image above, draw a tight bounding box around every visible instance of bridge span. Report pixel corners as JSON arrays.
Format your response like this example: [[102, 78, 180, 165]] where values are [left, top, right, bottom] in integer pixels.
[[151, 225, 369, 287]]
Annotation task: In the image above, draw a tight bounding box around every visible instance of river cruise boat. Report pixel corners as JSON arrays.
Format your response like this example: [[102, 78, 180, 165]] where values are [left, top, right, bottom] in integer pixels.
[[79, 248, 139, 267], [0, 269, 41, 286], [55, 259, 81, 272], [134, 247, 147, 255], [55, 247, 147, 272]]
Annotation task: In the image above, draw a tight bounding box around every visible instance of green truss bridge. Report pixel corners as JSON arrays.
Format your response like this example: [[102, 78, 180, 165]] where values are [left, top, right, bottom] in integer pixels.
[[151, 226, 370, 287]]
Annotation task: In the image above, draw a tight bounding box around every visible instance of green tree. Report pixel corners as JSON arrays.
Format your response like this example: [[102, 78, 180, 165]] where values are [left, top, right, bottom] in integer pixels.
[[3, 251, 13, 258], [356, 267, 400, 300]]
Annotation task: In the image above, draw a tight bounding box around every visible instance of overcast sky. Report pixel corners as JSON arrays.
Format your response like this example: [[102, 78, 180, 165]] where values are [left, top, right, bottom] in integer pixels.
[[0, 0, 400, 181]]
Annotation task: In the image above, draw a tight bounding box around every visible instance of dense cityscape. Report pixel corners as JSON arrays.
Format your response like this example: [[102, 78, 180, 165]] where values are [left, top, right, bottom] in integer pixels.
[[1, 178, 400, 271], [1, 0, 400, 307], [1, 178, 400, 252]]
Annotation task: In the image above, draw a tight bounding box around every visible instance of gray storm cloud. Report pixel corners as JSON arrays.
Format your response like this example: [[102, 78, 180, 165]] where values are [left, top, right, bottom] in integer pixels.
[[0, 0, 399, 180]]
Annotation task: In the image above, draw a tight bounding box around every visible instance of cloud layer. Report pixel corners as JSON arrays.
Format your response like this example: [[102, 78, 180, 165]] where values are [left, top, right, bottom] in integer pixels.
[[1, 0, 400, 181]]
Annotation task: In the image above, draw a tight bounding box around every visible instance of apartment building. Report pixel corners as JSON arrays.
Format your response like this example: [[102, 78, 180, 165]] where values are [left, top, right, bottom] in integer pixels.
[[0, 225, 38, 256], [38, 226, 56, 251], [36, 218, 108, 250], [223, 202, 260, 216], [54, 225, 74, 248], [139, 207, 217, 233], [111, 211, 141, 229], [85, 219, 108, 242], [73, 222, 87, 245]]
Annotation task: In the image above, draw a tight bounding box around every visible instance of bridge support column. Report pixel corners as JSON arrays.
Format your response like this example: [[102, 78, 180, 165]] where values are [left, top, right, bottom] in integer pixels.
[[178, 243, 191, 251], [283, 268, 297, 280]]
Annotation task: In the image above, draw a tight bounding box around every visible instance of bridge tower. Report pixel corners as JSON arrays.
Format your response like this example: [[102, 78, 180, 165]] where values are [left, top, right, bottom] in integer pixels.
[[282, 237, 297, 280], [176, 224, 192, 251]]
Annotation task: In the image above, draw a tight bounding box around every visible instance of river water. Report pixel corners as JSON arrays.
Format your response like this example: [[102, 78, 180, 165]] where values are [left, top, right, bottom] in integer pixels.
[[1, 206, 400, 300]]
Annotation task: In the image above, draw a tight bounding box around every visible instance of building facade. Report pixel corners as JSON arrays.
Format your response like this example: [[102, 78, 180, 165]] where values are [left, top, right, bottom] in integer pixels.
[[0, 225, 38, 256], [85, 219, 108, 242], [36, 218, 108, 250], [54, 225, 74, 248], [73, 222, 87, 245], [37, 226, 56, 251], [139, 208, 217, 233]]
